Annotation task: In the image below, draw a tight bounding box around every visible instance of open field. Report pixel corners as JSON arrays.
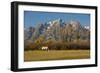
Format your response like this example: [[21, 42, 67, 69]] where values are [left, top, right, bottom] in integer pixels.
[[24, 50, 90, 62]]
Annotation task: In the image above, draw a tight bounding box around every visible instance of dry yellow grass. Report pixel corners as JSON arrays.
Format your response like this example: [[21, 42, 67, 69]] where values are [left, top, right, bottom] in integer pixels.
[[24, 50, 90, 62]]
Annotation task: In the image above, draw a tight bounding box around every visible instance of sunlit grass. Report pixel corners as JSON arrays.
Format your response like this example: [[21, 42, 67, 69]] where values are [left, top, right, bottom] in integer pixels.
[[24, 50, 90, 62]]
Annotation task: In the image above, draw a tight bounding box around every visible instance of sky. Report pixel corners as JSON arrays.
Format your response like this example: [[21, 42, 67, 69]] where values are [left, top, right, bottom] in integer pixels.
[[24, 11, 90, 28]]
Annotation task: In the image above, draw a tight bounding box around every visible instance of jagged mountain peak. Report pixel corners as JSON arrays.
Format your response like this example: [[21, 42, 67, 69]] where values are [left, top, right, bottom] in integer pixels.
[[47, 18, 62, 26], [68, 20, 80, 27], [65, 20, 82, 31], [24, 19, 90, 42]]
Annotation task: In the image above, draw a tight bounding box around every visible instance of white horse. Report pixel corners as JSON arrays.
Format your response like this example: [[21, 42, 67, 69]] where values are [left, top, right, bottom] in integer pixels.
[[41, 46, 48, 50]]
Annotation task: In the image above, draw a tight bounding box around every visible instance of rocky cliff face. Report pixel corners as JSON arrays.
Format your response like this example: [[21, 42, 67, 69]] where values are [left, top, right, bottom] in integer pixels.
[[24, 19, 90, 43]]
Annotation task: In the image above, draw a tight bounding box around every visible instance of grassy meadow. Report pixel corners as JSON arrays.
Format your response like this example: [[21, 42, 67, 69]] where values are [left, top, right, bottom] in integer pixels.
[[24, 50, 90, 62]]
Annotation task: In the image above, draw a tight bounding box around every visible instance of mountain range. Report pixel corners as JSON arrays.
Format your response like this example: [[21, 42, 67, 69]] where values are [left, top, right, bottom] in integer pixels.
[[24, 18, 90, 44]]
